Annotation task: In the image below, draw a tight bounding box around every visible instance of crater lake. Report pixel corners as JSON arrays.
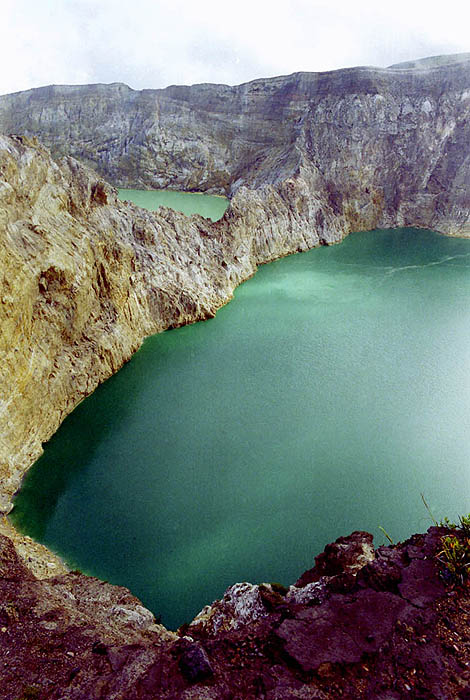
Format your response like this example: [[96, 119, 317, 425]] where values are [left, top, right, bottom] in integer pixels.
[[11, 190, 470, 629]]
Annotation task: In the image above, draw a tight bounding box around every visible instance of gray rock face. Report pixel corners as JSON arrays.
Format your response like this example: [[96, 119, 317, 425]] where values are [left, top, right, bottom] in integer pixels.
[[2, 57, 470, 243], [2, 55, 470, 534], [0, 79, 302, 194]]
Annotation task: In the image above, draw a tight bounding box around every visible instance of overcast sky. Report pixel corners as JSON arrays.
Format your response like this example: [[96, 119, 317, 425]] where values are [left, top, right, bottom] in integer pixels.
[[1, 0, 469, 96]]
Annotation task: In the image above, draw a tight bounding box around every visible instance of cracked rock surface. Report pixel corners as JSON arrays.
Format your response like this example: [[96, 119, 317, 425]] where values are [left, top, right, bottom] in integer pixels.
[[1, 528, 469, 699], [1, 53, 470, 699]]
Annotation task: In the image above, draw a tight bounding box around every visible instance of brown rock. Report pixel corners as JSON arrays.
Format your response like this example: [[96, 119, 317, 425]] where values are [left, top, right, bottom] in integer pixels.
[[295, 531, 375, 587], [276, 590, 408, 671]]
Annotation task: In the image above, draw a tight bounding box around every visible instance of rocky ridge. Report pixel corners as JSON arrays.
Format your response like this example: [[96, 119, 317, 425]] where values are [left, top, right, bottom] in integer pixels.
[[2, 54, 470, 697], [1, 526, 469, 698], [1, 53, 470, 241], [0, 133, 344, 515]]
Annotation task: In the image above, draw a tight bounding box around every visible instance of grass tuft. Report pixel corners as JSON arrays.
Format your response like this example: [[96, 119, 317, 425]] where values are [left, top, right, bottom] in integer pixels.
[[436, 512, 470, 584]]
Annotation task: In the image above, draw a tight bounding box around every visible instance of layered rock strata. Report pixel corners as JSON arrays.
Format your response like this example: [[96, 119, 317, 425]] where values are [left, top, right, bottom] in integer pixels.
[[1, 54, 470, 243], [2, 53, 470, 697]]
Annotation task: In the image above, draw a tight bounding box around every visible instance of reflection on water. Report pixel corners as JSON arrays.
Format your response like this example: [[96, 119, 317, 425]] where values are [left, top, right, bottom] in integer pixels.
[[12, 226, 470, 629]]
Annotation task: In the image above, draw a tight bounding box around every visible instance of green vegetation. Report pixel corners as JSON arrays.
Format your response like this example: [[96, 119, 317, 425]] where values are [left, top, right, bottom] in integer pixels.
[[419, 493, 470, 584], [438, 514, 470, 534], [437, 528, 470, 584], [431, 510, 470, 585], [420, 492, 438, 526], [457, 514, 470, 537], [378, 525, 395, 545]]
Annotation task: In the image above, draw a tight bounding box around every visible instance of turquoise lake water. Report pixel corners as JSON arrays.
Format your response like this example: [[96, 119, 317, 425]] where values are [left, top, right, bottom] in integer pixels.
[[117, 188, 229, 220], [11, 190, 470, 630]]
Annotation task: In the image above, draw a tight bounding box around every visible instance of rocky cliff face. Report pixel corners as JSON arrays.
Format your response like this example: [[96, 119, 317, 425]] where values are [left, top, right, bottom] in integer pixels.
[[2, 54, 470, 698], [0, 133, 354, 515], [4, 58, 470, 512], [3, 56, 470, 235], [0, 134, 245, 513]]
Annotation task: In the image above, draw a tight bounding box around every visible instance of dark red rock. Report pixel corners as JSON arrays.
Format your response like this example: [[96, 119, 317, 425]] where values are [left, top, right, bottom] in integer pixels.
[[398, 558, 446, 607], [0, 527, 468, 698], [357, 556, 403, 592], [276, 590, 409, 671], [178, 641, 214, 683], [295, 531, 374, 587], [326, 571, 358, 593], [0, 535, 35, 582]]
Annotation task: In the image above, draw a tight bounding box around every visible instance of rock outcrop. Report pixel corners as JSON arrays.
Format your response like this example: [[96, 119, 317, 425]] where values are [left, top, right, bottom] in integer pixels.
[[2, 53, 470, 698], [2, 54, 470, 240], [1, 527, 469, 698]]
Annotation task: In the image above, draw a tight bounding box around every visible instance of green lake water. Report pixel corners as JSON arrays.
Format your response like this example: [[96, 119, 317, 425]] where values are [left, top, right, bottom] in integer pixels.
[[11, 190, 470, 630], [117, 188, 229, 220]]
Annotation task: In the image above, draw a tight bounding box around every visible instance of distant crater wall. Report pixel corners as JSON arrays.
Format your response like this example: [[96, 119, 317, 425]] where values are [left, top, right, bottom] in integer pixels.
[[3, 58, 470, 511], [1, 58, 470, 216]]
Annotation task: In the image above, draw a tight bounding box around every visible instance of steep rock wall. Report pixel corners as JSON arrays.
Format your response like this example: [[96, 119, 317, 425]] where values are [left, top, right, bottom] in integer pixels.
[[1, 54, 470, 697], [0, 134, 247, 512], [3, 58, 470, 509], [0, 134, 349, 511], [2, 54, 470, 220], [2, 54, 470, 555]]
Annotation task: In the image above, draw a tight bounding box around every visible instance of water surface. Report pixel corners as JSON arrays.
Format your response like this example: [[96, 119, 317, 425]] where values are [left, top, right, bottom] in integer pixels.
[[118, 188, 228, 220], [12, 213, 470, 630]]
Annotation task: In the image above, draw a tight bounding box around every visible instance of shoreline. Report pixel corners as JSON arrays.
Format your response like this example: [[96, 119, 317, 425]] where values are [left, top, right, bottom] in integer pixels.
[[1, 55, 470, 694], [5, 221, 470, 592]]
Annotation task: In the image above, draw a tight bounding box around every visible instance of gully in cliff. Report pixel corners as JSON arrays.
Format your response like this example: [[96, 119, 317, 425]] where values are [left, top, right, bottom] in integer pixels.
[[1, 53, 470, 698]]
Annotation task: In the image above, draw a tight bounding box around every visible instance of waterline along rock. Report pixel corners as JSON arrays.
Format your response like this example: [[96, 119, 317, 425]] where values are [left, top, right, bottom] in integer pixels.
[[3, 56, 470, 512], [2, 54, 470, 237], [0, 53, 470, 698]]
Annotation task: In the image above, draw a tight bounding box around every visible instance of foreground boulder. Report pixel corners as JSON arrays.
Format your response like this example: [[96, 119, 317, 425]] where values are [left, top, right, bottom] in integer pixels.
[[1, 527, 468, 698], [2, 53, 470, 699]]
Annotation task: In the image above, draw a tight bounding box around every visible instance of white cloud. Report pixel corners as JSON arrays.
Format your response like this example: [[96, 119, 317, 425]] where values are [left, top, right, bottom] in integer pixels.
[[0, 0, 469, 95]]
